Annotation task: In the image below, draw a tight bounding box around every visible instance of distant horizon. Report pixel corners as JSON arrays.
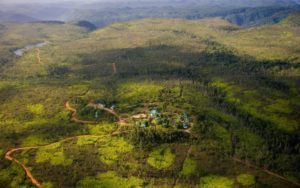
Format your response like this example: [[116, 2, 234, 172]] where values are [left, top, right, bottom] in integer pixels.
[[0, 0, 106, 4], [1, 0, 300, 6]]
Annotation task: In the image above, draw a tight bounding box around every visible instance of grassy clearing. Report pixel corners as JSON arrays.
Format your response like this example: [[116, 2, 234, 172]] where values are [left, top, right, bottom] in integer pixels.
[[181, 159, 197, 176], [98, 137, 134, 165], [27, 104, 45, 116], [87, 123, 116, 135], [117, 82, 163, 105], [41, 182, 54, 188], [76, 171, 143, 188], [147, 146, 175, 170], [236, 174, 256, 186], [77, 136, 101, 146], [36, 142, 73, 166], [22, 135, 48, 147], [210, 79, 299, 132], [199, 175, 234, 188]]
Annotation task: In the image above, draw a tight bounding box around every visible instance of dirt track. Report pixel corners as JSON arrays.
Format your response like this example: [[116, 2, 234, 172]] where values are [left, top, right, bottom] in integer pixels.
[[5, 147, 42, 188], [172, 145, 193, 188], [36, 49, 41, 64], [4, 100, 300, 188], [232, 157, 300, 187], [4, 100, 128, 188]]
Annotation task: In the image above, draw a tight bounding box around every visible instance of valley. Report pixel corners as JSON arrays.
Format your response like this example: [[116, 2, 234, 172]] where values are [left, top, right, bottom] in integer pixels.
[[0, 8, 299, 188]]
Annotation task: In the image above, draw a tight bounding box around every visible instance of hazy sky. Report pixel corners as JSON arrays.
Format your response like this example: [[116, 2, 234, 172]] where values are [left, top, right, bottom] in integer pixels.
[[0, 0, 105, 3]]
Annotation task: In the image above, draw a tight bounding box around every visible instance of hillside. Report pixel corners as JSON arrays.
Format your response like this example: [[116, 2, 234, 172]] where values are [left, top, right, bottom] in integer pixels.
[[0, 11, 37, 23], [0, 17, 299, 188], [2, 0, 299, 27], [61, 1, 300, 27]]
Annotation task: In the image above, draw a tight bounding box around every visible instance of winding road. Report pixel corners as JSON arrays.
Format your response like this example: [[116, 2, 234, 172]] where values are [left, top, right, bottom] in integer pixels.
[[4, 99, 300, 188], [36, 49, 41, 64], [4, 99, 129, 188], [5, 147, 42, 188]]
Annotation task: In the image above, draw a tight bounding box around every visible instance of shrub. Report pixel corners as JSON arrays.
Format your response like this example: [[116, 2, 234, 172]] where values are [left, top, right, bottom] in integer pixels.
[[36, 143, 72, 166], [147, 146, 175, 170], [77, 136, 100, 146], [181, 159, 197, 176], [98, 137, 134, 165], [27, 104, 44, 115], [76, 171, 143, 188], [47, 64, 70, 77], [199, 175, 234, 188], [236, 174, 256, 186]]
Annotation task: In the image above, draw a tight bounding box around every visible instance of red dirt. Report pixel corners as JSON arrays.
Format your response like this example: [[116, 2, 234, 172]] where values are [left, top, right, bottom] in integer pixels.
[[112, 63, 117, 74], [5, 100, 299, 188], [36, 49, 41, 64], [5, 147, 42, 188]]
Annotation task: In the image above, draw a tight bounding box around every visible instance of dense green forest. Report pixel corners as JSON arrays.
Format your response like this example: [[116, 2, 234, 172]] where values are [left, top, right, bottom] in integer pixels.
[[63, 4, 300, 27], [0, 12, 299, 188]]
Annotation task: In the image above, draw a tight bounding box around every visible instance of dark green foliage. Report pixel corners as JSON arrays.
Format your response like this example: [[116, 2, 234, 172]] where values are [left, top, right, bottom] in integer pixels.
[[76, 21, 97, 31], [130, 128, 190, 146], [224, 6, 300, 27], [0, 16, 299, 187], [47, 64, 70, 77]]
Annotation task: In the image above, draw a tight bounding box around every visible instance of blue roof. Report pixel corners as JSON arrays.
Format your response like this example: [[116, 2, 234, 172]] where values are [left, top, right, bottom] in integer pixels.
[[183, 122, 189, 129], [150, 109, 158, 114]]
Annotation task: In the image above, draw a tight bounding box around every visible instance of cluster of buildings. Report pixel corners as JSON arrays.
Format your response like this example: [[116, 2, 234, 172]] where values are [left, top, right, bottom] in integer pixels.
[[134, 108, 191, 129]]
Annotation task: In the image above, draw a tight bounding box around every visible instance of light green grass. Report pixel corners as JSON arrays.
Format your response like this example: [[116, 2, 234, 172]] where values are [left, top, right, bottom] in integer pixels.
[[117, 82, 163, 104], [22, 135, 48, 147], [265, 99, 292, 114], [36, 142, 72, 166], [87, 123, 116, 135], [42, 182, 54, 188], [27, 104, 44, 115], [199, 175, 234, 188], [98, 137, 134, 165], [76, 171, 143, 188], [77, 136, 100, 146], [147, 146, 175, 170], [236, 174, 256, 186], [181, 159, 197, 176]]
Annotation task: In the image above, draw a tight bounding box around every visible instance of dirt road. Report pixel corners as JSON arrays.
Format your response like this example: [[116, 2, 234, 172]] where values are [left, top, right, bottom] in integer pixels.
[[36, 49, 41, 64], [5, 147, 42, 188]]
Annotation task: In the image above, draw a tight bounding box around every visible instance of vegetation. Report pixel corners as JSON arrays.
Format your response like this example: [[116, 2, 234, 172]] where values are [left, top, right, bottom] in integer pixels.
[[36, 143, 73, 166], [0, 12, 299, 187], [181, 159, 197, 176], [199, 175, 234, 188], [76, 171, 143, 188], [27, 104, 44, 116], [98, 137, 134, 165], [147, 146, 175, 170], [236, 174, 256, 186], [76, 136, 100, 146]]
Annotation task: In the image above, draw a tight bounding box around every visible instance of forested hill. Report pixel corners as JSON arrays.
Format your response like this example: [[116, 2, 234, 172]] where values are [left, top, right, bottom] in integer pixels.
[[0, 11, 37, 23], [63, 5, 300, 28], [1, 0, 300, 27], [0, 5, 300, 187], [224, 6, 300, 26]]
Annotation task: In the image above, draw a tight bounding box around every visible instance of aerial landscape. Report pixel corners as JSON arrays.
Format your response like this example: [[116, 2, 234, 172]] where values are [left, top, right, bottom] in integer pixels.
[[0, 0, 299, 187]]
